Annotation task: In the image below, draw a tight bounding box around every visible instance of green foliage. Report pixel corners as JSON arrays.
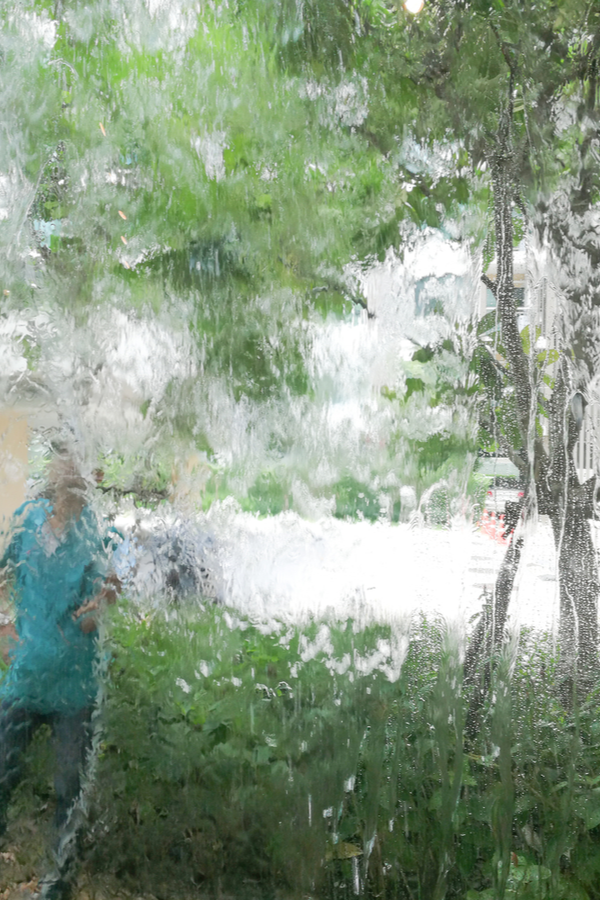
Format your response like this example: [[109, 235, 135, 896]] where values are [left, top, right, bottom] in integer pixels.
[[382, 339, 480, 521], [90, 603, 386, 895], [244, 471, 291, 516], [96, 451, 173, 507], [332, 475, 381, 522], [1, 610, 577, 897], [413, 432, 469, 476], [0, 0, 399, 408], [7, 607, 600, 897], [356, 0, 600, 491], [237, 471, 402, 522]]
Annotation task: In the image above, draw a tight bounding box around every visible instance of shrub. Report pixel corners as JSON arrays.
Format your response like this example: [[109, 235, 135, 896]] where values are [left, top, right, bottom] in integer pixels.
[[331, 476, 381, 522], [6, 607, 600, 899]]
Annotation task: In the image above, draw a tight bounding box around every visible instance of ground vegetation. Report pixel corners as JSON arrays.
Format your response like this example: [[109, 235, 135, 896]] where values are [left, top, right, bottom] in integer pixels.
[[2, 609, 600, 899]]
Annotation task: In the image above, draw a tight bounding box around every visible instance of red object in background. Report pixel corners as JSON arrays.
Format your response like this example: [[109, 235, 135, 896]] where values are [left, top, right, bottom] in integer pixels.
[[480, 509, 508, 544]]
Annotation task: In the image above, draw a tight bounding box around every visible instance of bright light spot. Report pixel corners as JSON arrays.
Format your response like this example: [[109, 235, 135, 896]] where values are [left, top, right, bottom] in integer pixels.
[[403, 0, 424, 12]]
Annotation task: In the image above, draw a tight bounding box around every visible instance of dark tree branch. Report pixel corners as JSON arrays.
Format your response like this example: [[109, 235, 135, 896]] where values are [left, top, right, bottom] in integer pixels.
[[353, 293, 376, 319], [308, 278, 375, 319], [481, 274, 496, 297], [480, 342, 507, 378], [514, 191, 528, 222], [97, 483, 171, 505]]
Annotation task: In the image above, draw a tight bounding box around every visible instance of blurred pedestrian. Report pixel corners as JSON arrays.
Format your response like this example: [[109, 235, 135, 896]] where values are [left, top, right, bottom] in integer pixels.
[[0, 444, 119, 900]]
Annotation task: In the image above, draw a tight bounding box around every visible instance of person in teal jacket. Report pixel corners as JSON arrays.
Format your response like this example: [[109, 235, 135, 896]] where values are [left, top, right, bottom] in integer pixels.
[[0, 447, 119, 900]]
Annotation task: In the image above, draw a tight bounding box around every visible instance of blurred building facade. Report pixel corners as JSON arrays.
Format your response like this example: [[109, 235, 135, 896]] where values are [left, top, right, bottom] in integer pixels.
[[0, 406, 28, 535]]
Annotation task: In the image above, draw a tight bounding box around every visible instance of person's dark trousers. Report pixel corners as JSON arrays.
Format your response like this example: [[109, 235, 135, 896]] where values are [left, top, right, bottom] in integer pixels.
[[0, 701, 93, 895]]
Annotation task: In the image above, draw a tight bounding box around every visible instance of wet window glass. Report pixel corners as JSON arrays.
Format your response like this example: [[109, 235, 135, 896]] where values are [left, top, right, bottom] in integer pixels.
[[1, 2, 600, 898]]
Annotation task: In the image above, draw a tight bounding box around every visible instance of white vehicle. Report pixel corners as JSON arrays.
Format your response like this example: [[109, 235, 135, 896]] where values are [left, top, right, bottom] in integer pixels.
[[111, 514, 224, 605], [484, 485, 524, 515], [476, 457, 524, 515]]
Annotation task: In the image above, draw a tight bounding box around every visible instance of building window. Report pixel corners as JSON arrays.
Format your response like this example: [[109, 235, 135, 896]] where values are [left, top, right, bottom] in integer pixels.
[[486, 286, 526, 309]]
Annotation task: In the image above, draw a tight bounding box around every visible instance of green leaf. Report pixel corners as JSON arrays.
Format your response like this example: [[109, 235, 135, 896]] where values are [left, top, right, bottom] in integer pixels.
[[326, 842, 362, 861]]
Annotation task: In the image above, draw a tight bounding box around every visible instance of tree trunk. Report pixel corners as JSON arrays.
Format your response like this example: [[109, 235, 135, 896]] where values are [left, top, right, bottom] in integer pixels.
[[466, 79, 600, 712], [464, 533, 523, 739], [542, 297, 600, 703], [464, 111, 533, 724], [551, 506, 599, 703]]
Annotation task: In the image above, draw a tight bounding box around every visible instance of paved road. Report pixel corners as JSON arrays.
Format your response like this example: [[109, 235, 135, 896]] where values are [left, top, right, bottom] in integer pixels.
[[206, 506, 580, 632]]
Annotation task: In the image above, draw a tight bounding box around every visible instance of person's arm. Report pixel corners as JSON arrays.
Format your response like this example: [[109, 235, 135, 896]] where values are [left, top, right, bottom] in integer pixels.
[[70, 512, 124, 633], [0, 507, 35, 663], [0, 622, 17, 665], [0, 564, 17, 664], [72, 572, 122, 633]]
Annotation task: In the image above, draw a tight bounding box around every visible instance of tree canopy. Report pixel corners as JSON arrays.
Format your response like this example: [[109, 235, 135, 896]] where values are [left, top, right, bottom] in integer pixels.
[[3, 0, 600, 699], [360, 0, 600, 700]]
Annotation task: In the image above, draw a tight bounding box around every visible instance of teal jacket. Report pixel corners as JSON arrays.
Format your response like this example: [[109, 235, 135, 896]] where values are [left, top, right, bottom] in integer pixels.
[[0, 499, 109, 713]]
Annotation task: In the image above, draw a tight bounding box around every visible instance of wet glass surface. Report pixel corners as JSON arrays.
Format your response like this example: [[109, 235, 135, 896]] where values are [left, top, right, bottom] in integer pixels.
[[1, 2, 600, 898]]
